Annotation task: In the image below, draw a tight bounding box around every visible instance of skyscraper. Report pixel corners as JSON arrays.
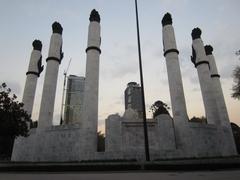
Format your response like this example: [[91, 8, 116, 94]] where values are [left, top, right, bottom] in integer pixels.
[[64, 75, 85, 124], [124, 82, 143, 116]]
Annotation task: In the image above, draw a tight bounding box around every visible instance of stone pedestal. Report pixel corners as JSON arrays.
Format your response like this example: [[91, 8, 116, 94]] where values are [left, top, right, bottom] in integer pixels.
[[22, 40, 43, 123], [38, 22, 63, 129], [105, 114, 122, 152], [191, 28, 219, 125], [81, 9, 101, 152]]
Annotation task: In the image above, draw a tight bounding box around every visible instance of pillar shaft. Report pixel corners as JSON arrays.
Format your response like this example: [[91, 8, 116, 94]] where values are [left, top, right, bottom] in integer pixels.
[[162, 15, 188, 123], [191, 28, 219, 125], [22, 75, 38, 116], [81, 10, 101, 152], [205, 46, 230, 127], [205, 45, 237, 155], [38, 22, 63, 129], [22, 40, 43, 122], [161, 13, 191, 150]]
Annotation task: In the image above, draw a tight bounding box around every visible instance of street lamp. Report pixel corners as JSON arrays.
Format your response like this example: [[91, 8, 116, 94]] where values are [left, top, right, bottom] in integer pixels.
[[134, 0, 150, 161]]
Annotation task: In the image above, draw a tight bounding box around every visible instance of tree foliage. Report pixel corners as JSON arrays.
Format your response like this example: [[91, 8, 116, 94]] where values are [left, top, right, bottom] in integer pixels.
[[150, 100, 170, 118], [97, 131, 105, 152], [0, 83, 31, 138], [232, 66, 240, 100], [231, 122, 240, 154], [189, 116, 207, 123]]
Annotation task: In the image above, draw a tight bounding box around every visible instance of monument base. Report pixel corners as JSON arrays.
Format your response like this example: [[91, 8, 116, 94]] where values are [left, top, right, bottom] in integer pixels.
[[11, 114, 237, 162]]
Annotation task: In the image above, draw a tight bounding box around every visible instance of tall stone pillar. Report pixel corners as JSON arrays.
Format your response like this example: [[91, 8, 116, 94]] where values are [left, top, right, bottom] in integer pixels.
[[22, 40, 44, 120], [38, 22, 63, 129], [205, 45, 231, 127], [81, 9, 101, 153], [191, 28, 219, 125], [162, 13, 189, 149], [205, 45, 237, 155]]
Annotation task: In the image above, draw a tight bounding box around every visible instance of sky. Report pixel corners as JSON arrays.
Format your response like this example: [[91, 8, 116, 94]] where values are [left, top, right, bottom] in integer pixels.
[[0, 0, 240, 133]]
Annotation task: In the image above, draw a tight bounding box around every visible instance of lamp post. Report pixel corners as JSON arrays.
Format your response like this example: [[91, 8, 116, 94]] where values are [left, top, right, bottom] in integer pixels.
[[134, 0, 150, 161]]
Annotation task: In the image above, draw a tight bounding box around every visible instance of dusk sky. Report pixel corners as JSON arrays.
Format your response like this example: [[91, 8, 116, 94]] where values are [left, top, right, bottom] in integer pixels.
[[0, 0, 239, 132]]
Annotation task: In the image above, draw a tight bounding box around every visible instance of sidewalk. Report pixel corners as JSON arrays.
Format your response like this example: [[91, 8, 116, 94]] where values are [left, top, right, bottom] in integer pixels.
[[1, 157, 240, 172]]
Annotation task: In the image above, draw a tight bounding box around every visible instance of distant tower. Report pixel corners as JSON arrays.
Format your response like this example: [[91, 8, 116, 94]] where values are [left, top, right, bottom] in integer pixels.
[[22, 40, 44, 125], [81, 9, 101, 153], [124, 82, 143, 116], [64, 75, 85, 124], [38, 22, 63, 129]]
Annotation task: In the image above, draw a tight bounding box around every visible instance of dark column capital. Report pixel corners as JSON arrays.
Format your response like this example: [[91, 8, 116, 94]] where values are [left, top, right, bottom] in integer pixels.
[[162, 13, 172, 27], [89, 9, 100, 23], [205, 45, 213, 55], [191, 27, 202, 40], [52, 22, 63, 34], [32, 40, 42, 51]]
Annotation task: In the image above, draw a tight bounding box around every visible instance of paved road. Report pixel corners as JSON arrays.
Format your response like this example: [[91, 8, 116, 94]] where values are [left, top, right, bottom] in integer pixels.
[[1, 170, 240, 180]]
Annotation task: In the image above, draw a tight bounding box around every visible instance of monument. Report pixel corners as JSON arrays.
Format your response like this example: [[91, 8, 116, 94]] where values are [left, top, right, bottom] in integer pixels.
[[11, 11, 237, 162], [11, 9, 103, 162], [105, 13, 237, 159]]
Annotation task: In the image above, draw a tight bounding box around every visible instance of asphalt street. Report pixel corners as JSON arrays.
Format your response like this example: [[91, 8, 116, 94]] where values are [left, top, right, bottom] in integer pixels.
[[1, 170, 240, 180]]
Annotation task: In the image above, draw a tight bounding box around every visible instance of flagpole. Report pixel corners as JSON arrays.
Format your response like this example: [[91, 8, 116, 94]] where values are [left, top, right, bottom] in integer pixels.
[[134, 0, 150, 161]]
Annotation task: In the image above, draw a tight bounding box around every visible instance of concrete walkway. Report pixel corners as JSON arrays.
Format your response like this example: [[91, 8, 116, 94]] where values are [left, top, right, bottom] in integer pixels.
[[1, 170, 240, 180]]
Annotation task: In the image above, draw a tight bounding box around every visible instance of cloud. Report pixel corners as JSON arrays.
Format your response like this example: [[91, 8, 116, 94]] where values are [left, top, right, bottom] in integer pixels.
[[101, 62, 138, 79], [101, 44, 139, 79]]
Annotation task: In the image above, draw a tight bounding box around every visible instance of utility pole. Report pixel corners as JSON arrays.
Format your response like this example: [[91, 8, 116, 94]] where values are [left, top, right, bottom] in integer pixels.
[[134, 0, 150, 161]]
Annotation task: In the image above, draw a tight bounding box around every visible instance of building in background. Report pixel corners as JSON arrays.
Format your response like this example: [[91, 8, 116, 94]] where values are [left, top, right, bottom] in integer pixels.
[[64, 75, 85, 124], [124, 82, 143, 117]]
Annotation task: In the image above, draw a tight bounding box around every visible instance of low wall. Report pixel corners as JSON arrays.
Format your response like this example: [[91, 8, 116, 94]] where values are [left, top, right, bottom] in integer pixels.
[[11, 124, 88, 162]]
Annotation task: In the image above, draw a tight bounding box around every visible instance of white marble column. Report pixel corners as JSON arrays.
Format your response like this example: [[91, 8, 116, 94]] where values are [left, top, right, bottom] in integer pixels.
[[38, 22, 63, 129], [162, 13, 189, 149], [204, 45, 237, 155], [162, 13, 188, 124], [22, 40, 44, 122], [205, 45, 231, 127], [191, 28, 219, 125], [81, 9, 101, 153]]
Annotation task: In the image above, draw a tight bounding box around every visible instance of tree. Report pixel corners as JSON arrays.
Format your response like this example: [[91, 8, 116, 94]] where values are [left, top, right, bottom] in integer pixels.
[[0, 83, 31, 159], [150, 100, 170, 118], [232, 66, 240, 99], [230, 122, 240, 154], [189, 116, 207, 123], [97, 131, 105, 152], [232, 50, 240, 99]]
